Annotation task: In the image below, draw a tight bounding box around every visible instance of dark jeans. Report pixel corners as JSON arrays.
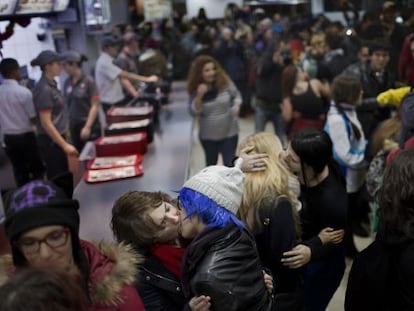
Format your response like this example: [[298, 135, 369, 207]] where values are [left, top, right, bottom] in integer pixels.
[[4, 132, 45, 186], [234, 78, 251, 116], [37, 134, 69, 180], [254, 100, 286, 145], [303, 251, 346, 311], [200, 135, 238, 167], [70, 121, 101, 153]]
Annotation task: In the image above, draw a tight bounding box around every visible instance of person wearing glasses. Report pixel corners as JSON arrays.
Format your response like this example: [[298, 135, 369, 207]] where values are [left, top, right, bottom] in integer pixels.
[[1, 179, 145, 311]]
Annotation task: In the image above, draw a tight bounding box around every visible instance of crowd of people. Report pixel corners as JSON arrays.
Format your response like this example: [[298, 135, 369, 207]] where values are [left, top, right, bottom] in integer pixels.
[[1, 1, 414, 310]]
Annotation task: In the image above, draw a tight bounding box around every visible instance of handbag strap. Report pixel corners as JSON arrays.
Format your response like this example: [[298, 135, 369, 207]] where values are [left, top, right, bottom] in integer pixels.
[[257, 195, 290, 229]]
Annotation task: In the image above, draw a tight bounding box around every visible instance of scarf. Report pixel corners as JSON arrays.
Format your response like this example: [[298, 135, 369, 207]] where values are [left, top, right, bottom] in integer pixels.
[[151, 243, 185, 279]]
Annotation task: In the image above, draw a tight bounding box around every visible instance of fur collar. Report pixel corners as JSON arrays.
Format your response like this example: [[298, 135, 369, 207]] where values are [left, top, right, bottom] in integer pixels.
[[0, 240, 143, 307], [0, 254, 12, 286], [85, 240, 142, 307]]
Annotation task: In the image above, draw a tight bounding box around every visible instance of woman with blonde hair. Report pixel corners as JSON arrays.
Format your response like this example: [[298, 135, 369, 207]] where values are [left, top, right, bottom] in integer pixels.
[[187, 55, 241, 166], [237, 132, 304, 310]]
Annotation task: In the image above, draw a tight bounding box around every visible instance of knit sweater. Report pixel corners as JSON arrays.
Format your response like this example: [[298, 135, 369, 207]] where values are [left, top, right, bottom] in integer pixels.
[[190, 81, 240, 141]]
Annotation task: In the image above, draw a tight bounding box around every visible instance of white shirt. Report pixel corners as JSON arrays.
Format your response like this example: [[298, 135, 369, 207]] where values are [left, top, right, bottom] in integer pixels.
[[0, 79, 36, 134], [94, 52, 123, 104]]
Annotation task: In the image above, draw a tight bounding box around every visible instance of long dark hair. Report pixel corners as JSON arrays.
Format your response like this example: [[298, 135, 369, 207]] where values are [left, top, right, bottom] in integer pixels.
[[331, 75, 362, 140], [378, 148, 414, 240], [290, 129, 344, 186]]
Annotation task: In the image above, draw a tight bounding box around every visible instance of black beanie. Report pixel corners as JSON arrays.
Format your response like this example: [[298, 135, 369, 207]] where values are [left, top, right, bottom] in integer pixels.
[[5, 180, 80, 243]]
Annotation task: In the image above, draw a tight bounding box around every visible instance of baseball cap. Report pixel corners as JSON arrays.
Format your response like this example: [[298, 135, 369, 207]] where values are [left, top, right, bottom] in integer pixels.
[[101, 35, 121, 49], [30, 50, 64, 67], [61, 51, 88, 63], [123, 32, 140, 44]]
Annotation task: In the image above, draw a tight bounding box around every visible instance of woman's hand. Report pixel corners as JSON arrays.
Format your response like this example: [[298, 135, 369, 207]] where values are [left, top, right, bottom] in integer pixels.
[[80, 126, 91, 141], [196, 83, 209, 97], [281, 244, 311, 269], [64, 143, 79, 157], [318, 227, 344, 245], [146, 75, 159, 83], [239, 145, 268, 172], [230, 103, 240, 117], [189, 295, 211, 311], [263, 271, 274, 294]]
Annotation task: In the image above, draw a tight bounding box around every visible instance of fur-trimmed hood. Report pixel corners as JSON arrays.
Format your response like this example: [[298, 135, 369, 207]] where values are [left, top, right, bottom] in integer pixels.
[[81, 240, 143, 307], [0, 240, 144, 308], [0, 253, 12, 286]]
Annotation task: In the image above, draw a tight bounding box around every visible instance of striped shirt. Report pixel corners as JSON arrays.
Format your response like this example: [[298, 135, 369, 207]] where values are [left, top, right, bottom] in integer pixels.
[[190, 81, 241, 141]]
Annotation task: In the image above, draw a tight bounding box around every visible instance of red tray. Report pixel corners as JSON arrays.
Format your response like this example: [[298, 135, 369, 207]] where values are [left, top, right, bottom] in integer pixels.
[[86, 154, 143, 170], [95, 132, 147, 156], [106, 106, 153, 124], [84, 165, 143, 183]]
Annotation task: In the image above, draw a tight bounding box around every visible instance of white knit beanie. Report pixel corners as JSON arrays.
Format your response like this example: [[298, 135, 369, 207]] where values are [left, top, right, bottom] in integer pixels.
[[183, 163, 244, 215]]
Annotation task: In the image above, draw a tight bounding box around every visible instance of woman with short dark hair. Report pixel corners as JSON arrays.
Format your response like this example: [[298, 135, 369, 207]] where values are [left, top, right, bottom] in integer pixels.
[[282, 129, 347, 311]]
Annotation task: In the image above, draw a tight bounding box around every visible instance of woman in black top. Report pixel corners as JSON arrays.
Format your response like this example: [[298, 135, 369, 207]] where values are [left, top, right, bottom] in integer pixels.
[[281, 65, 329, 138], [282, 129, 347, 311]]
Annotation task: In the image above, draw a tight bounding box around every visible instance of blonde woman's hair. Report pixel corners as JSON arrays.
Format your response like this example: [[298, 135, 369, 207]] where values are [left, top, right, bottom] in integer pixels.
[[236, 132, 301, 235]]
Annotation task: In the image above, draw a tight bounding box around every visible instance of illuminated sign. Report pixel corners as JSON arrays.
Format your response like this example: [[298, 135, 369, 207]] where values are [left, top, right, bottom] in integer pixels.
[[84, 0, 111, 26], [15, 0, 53, 15], [54, 0, 69, 12]]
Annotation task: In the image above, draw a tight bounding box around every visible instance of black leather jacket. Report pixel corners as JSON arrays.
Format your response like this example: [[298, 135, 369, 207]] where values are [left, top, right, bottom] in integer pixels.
[[181, 224, 272, 311], [136, 254, 190, 311]]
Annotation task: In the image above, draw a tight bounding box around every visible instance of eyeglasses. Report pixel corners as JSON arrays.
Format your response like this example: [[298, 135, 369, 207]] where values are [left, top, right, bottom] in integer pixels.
[[14, 228, 70, 254]]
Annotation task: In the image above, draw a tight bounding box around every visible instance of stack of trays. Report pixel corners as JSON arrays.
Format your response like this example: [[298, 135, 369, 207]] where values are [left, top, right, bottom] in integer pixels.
[[106, 106, 153, 123], [84, 154, 143, 183], [105, 106, 154, 143], [84, 133, 148, 184], [95, 132, 148, 156]]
